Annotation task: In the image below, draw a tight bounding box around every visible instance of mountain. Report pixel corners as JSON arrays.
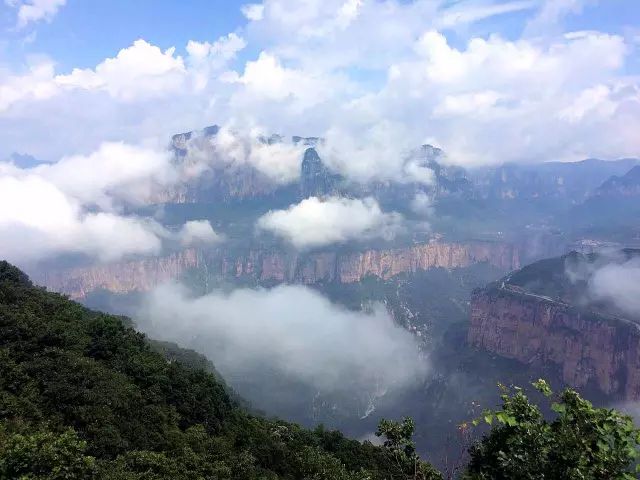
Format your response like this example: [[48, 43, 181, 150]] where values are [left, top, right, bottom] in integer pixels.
[[468, 250, 640, 400], [593, 165, 640, 198], [568, 165, 640, 234], [0, 260, 441, 479], [469, 158, 640, 202]]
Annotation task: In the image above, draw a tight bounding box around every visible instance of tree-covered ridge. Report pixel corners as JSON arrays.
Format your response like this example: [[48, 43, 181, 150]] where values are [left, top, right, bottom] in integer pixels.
[[0, 261, 439, 479]]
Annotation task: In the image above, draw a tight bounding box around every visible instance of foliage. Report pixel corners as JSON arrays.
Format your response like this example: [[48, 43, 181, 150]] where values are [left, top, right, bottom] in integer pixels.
[[0, 260, 437, 479], [376, 417, 442, 480], [465, 379, 640, 479]]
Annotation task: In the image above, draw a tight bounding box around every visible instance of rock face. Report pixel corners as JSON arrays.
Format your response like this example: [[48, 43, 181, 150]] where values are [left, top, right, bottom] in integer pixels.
[[468, 287, 640, 400], [36, 249, 201, 299], [300, 148, 340, 198], [38, 241, 520, 299]]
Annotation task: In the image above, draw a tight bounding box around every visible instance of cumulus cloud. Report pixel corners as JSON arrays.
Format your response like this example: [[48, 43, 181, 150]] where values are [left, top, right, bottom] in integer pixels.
[[56, 40, 187, 101], [257, 196, 403, 248], [0, 32, 244, 160], [589, 258, 640, 317], [137, 283, 427, 393]]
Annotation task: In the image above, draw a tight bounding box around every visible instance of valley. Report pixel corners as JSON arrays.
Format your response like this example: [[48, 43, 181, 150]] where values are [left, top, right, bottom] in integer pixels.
[[23, 125, 640, 467]]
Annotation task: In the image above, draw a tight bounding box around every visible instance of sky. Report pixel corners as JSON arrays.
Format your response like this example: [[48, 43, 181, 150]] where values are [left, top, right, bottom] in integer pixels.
[[1, 0, 639, 164], [0, 0, 640, 265]]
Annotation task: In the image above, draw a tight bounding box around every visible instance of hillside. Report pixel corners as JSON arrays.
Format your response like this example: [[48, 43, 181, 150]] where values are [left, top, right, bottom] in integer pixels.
[[0, 261, 440, 479]]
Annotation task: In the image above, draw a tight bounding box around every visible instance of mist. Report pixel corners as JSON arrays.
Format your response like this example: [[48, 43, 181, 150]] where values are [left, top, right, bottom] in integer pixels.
[[136, 283, 428, 397], [589, 258, 640, 317]]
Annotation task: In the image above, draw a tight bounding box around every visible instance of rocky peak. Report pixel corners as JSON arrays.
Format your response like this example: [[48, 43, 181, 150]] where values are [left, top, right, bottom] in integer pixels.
[[170, 125, 219, 157], [300, 148, 340, 198]]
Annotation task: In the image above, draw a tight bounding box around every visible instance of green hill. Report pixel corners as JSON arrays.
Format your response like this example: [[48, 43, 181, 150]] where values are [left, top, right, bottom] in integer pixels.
[[0, 261, 439, 479]]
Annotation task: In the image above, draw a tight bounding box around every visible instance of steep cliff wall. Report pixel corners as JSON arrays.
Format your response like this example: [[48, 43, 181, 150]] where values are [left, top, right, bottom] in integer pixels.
[[468, 287, 640, 400], [39, 241, 520, 299], [36, 249, 202, 299]]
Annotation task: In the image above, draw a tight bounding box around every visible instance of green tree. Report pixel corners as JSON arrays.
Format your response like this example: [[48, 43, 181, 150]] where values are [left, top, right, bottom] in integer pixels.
[[465, 379, 640, 480], [376, 417, 442, 480], [0, 426, 97, 479]]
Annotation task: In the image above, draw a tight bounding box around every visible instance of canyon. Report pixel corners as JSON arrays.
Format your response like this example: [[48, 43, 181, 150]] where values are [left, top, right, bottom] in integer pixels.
[[37, 240, 521, 299]]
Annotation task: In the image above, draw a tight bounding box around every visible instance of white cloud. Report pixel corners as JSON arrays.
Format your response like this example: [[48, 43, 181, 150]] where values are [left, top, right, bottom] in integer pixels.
[[0, 175, 163, 263], [525, 0, 592, 37], [0, 61, 59, 111], [241, 3, 264, 21], [366, 29, 638, 165], [7, 0, 66, 28], [0, 142, 223, 264], [56, 40, 187, 101], [137, 283, 427, 393], [1, 0, 639, 179], [177, 220, 222, 246], [180, 125, 306, 184], [257, 196, 404, 248], [410, 192, 434, 217], [589, 258, 640, 317], [436, 0, 537, 29], [33, 142, 176, 207]]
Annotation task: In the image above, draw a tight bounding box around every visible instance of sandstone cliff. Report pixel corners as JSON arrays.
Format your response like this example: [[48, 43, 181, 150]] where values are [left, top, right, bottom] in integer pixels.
[[468, 287, 640, 400], [38, 241, 520, 299], [36, 249, 201, 299]]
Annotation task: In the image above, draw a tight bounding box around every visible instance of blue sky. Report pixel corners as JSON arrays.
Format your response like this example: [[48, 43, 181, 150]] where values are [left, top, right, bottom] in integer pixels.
[[1, 1, 246, 69], [2, 1, 639, 71]]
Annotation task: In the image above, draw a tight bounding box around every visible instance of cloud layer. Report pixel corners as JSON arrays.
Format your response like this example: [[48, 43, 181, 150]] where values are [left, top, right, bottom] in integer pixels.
[[137, 283, 427, 393], [257, 196, 404, 248], [589, 258, 640, 317]]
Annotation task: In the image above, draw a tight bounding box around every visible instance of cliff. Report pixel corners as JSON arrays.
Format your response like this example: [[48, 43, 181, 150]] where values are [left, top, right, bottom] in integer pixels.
[[37, 241, 520, 299], [469, 286, 640, 400], [36, 249, 201, 299]]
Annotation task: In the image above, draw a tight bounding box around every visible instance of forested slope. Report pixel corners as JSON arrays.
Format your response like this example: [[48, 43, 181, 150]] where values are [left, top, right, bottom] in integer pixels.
[[0, 261, 439, 479]]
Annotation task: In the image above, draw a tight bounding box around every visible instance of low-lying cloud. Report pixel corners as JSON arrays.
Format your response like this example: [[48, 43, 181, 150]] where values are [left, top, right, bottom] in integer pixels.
[[0, 142, 221, 264], [182, 125, 306, 184], [589, 258, 640, 317], [176, 220, 223, 247], [257, 196, 404, 248], [137, 283, 427, 393]]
